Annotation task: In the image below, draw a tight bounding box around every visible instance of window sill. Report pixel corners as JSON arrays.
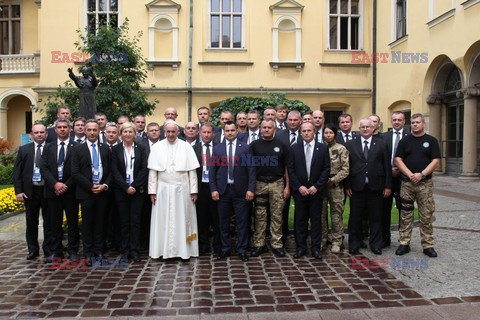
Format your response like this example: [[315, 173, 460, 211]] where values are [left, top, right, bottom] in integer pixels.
[[269, 62, 304, 72], [324, 49, 364, 53], [427, 8, 456, 28], [198, 61, 253, 66], [461, 0, 480, 9], [389, 35, 408, 48], [146, 60, 181, 71], [205, 48, 247, 52]]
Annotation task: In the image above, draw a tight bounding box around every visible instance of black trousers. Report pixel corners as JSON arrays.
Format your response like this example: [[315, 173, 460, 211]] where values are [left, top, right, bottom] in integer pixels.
[[281, 194, 291, 244], [382, 177, 402, 245], [349, 187, 383, 251], [80, 192, 108, 257], [140, 196, 152, 249], [104, 190, 121, 251], [218, 185, 250, 254], [117, 192, 145, 257], [47, 191, 79, 257], [196, 182, 220, 253], [293, 194, 323, 251], [25, 186, 51, 256]]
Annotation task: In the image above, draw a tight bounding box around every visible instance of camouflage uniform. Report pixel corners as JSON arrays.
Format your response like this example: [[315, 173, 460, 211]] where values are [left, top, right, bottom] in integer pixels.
[[399, 179, 435, 248], [321, 142, 349, 249], [253, 178, 285, 248]]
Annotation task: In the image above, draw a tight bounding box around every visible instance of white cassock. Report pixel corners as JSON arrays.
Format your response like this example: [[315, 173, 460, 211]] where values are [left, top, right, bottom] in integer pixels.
[[148, 138, 200, 259]]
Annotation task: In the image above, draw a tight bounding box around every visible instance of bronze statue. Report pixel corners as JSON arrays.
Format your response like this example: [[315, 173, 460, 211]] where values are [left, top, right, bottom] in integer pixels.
[[68, 67, 98, 119]]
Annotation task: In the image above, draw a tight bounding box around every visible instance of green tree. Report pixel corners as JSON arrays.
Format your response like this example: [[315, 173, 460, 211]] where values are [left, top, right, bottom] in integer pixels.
[[36, 19, 157, 125], [211, 93, 311, 127]]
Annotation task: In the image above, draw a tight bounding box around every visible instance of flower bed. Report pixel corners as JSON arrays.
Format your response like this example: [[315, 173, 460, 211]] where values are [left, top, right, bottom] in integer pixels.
[[0, 187, 25, 216]]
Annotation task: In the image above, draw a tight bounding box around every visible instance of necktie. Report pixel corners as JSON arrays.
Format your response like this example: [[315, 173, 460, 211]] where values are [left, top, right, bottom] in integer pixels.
[[290, 133, 296, 145], [316, 131, 322, 143], [35, 144, 42, 167], [393, 131, 400, 158], [205, 143, 211, 158], [76, 138, 82, 144], [58, 142, 65, 166], [306, 144, 312, 180], [251, 132, 256, 143], [363, 140, 369, 160], [91, 143, 99, 170], [108, 144, 113, 152], [228, 142, 234, 180], [100, 131, 105, 143], [345, 134, 350, 142], [205, 143, 211, 170]]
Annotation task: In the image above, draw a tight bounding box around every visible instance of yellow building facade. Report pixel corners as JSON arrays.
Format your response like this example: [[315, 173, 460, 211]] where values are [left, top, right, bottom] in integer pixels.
[[0, 0, 479, 176]]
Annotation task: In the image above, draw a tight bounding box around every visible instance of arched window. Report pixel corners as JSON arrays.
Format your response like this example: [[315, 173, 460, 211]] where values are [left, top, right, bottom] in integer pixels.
[[272, 16, 301, 63], [149, 15, 178, 62]]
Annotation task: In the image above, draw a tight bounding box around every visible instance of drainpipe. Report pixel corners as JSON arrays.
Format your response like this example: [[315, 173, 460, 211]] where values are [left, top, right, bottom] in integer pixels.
[[187, 0, 193, 121], [372, 0, 377, 114]]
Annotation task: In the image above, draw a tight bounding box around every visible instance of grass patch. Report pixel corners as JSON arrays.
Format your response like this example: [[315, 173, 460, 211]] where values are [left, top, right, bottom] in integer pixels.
[[0, 185, 11, 190], [287, 197, 419, 229]]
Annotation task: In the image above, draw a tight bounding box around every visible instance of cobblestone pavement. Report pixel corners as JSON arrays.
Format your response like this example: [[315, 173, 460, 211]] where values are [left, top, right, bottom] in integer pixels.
[[0, 175, 478, 319]]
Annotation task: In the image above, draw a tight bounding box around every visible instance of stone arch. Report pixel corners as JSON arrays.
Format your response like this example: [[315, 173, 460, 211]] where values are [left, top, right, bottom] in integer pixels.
[[0, 89, 37, 146], [149, 14, 178, 61], [464, 40, 480, 87], [272, 16, 301, 62]]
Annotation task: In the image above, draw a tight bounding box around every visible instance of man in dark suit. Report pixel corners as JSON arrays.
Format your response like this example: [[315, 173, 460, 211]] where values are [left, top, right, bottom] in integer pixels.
[[71, 120, 112, 265], [288, 122, 330, 259], [336, 113, 359, 145], [380, 111, 409, 248], [95, 113, 108, 144], [46, 106, 74, 143], [134, 114, 148, 140], [243, 110, 262, 144], [275, 104, 288, 130], [194, 123, 220, 255], [274, 110, 303, 245], [209, 121, 256, 262], [197, 106, 221, 133], [213, 110, 234, 146], [159, 107, 185, 140], [40, 119, 79, 262], [13, 123, 51, 261], [312, 110, 325, 143], [71, 117, 87, 144], [345, 118, 392, 255], [184, 121, 200, 146]]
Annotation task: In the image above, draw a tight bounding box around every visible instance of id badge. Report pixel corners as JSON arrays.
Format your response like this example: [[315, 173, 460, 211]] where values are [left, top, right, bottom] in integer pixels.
[[92, 168, 100, 184], [126, 174, 132, 185], [202, 170, 209, 183], [58, 164, 64, 181], [33, 168, 42, 182]]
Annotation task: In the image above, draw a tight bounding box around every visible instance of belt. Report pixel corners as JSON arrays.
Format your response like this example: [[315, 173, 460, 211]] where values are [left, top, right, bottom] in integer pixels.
[[257, 176, 283, 183]]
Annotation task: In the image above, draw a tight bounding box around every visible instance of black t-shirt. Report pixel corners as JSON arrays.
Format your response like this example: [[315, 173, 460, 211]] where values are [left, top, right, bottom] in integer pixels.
[[395, 134, 440, 177], [250, 138, 289, 179]]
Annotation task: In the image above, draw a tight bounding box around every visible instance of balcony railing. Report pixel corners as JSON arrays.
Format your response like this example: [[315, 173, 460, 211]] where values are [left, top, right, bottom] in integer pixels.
[[0, 53, 40, 74]]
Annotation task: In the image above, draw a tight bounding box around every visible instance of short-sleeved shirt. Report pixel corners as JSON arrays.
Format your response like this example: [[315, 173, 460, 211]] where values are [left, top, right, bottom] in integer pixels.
[[250, 138, 288, 179], [395, 134, 440, 178]]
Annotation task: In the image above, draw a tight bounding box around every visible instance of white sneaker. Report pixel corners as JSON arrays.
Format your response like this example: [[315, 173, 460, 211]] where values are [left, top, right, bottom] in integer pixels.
[[331, 245, 341, 253]]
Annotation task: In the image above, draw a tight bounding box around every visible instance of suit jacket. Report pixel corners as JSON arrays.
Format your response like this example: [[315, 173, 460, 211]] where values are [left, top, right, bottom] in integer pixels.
[[275, 129, 304, 148], [194, 142, 208, 184], [40, 140, 76, 199], [336, 131, 359, 145], [240, 129, 262, 144], [288, 141, 331, 197], [71, 141, 112, 200], [46, 127, 74, 143], [111, 142, 148, 195], [344, 137, 392, 192], [209, 139, 256, 197], [380, 129, 409, 160], [13, 142, 38, 198]]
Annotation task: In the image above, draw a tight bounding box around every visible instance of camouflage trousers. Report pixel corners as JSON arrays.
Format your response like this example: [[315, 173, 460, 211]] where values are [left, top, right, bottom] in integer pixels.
[[253, 179, 286, 248], [321, 184, 345, 248], [399, 179, 435, 249]]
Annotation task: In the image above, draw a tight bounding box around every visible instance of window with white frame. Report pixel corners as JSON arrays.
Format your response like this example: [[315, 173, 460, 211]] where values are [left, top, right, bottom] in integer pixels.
[[209, 0, 244, 49], [395, 0, 407, 39], [87, 0, 119, 34], [328, 0, 361, 50], [0, 4, 21, 54]]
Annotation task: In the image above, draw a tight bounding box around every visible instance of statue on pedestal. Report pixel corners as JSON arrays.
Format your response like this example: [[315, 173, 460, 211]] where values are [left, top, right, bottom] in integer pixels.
[[68, 67, 98, 119]]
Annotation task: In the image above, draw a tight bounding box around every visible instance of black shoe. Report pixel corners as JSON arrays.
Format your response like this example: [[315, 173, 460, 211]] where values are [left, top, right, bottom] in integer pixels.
[[423, 247, 438, 258], [312, 250, 323, 260], [130, 254, 141, 262], [238, 253, 249, 262], [45, 254, 63, 264], [250, 246, 267, 257], [26, 252, 39, 260], [294, 249, 306, 258], [199, 248, 210, 256], [271, 248, 286, 257], [360, 242, 367, 249], [371, 248, 382, 255], [348, 248, 359, 254], [395, 245, 410, 256], [84, 257, 92, 267], [217, 251, 230, 260], [121, 253, 129, 260]]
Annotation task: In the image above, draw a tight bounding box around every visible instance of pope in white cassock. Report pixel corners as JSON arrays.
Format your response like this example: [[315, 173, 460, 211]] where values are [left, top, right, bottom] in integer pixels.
[[148, 120, 200, 259]]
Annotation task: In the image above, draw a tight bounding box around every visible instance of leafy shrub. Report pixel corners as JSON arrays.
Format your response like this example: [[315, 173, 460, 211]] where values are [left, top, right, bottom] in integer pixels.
[[0, 164, 14, 185]]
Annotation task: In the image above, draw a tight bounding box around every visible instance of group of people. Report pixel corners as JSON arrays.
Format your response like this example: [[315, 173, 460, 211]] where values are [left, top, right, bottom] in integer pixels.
[[13, 104, 441, 266]]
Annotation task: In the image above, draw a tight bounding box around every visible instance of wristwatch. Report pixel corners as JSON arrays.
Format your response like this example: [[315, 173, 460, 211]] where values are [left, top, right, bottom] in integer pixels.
[[420, 172, 426, 180]]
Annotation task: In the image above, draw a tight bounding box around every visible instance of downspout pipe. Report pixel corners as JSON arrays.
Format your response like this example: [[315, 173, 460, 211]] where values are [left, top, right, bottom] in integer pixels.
[[372, 0, 377, 114], [187, 0, 193, 120]]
